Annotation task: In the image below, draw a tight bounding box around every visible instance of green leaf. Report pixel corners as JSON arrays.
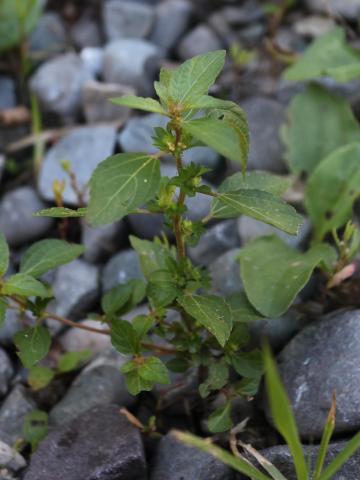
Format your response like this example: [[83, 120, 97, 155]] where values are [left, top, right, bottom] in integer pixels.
[[33, 207, 87, 218], [208, 402, 233, 433], [177, 294, 233, 347], [3, 274, 52, 298], [283, 28, 360, 82], [20, 240, 85, 277], [263, 344, 308, 480], [14, 326, 51, 368], [282, 84, 360, 175], [147, 270, 180, 307], [173, 431, 272, 480], [199, 359, 229, 398], [235, 375, 262, 397], [213, 190, 302, 235], [169, 50, 226, 106], [101, 283, 133, 316], [239, 236, 334, 317], [0, 298, 7, 327], [216, 171, 292, 197], [226, 292, 265, 323], [138, 356, 170, 385], [111, 95, 168, 115], [87, 153, 161, 226], [122, 367, 154, 395], [0, 234, 9, 277], [183, 117, 248, 168], [132, 315, 154, 340], [23, 410, 49, 451], [111, 319, 140, 355], [305, 143, 360, 241], [318, 431, 360, 480], [28, 366, 55, 391], [232, 350, 263, 378], [130, 236, 174, 279], [57, 350, 92, 373]]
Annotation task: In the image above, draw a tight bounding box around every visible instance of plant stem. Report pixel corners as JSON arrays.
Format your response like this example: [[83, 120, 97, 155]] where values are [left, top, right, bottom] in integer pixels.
[[172, 123, 186, 261]]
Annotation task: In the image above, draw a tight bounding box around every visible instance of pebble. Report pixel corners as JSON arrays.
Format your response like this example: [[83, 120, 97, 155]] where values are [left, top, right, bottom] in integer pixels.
[[82, 221, 127, 263], [0, 385, 35, 445], [29, 53, 93, 121], [0, 441, 26, 473], [0, 187, 53, 248], [0, 349, 14, 398], [59, 319, 111, 354], [118, 113, 168, 154], [102, 249, 144, 292], [294, 15, 336, 38], [0, 76, 16, 110], [29, 13, 67, 55], [24, 405, 146, 480], [38, 125, 117, 205], [70, 14, 102, 49], [210, 248, 243, 296], [305, 0, 360, 20], [80, 47, 104, 77], [222, 1, 264, 26], [177, 25, 223, 60]]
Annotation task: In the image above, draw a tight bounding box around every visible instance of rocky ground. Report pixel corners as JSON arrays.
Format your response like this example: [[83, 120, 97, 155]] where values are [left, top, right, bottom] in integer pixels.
[[1, 0, 360, 479]]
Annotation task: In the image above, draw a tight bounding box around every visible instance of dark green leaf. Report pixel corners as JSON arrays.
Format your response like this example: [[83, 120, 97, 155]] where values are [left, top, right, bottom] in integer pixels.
[[14, 326, 51, 368], [111, 319, 140, 355], [147, 270, 180, 307], [199, 359, 229, 398], [138, 356, 170, 385], [0, 234, 9, 277], [208, 402, 233, 433], [232, 350, 263, 378], [101, 283, 133, 316]]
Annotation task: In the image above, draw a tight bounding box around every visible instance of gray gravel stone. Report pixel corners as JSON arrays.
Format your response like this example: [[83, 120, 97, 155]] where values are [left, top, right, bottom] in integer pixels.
[[70, 14, 101, 49], [150, 0, 193, 52], [0, 155, 4, 185], [103, 0, 155, 41], [118, 113, 168, 154], [306, 0, 360, 20], [0, 310, 27, 346], [0, 187, 53, 247], [222, 1, 264, 26], [49, 350, 134, 427], [294, 15, 336, 38], [210, 248, 243, 296], [103, 39, 161, 95], [0, 386, 35, 445], [0, 441, 26, 473], [189, 220, 240, 266], [0, 349, 14, 398], [177, 24, 223, 60], [275, 309, 360, 439], [25, 405, 146, 480], [30, 53, 93, 120], [59, 319, 112, 354], [183, 146, 221, 172], [241, 97, 287, 173], [151, 433, 233, 480], [102, 249, 144, 292], [80, 47, 104, 77], [29, 13, 67, 55], [82, 221, 127, 263], [38, 125, 117, 205], [0, 77, 16, 110]]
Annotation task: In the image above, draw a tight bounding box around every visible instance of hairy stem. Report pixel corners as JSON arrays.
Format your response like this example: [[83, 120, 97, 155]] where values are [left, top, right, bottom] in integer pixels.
[[172, 124, 187, 261]]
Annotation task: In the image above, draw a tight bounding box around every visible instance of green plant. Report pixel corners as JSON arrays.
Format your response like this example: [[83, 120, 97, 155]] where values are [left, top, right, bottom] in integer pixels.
[[174, 344, 360, 480], [0, 50, 304, 433]]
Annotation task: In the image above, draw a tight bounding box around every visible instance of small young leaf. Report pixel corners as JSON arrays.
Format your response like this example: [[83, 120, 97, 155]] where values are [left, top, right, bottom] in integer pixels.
[[239, 236, 335, 317], [111, 319, 140, 355], [3, 274, 52, 298], [20, 240, 85, 277], [28, 366, 55, 391], [33, 207, 87, 218], [138, 356, 170, 385], [111, 95, 168, 115], [87, 153, 161, 226], [14, 326, 51, 368], [123, 368, 154, 396], [0, 234, 9, 277], [208, 402, 233, 433], [23, 410, 48, 451], [178, 294, 233, 347], [57, 350, 92, 373]]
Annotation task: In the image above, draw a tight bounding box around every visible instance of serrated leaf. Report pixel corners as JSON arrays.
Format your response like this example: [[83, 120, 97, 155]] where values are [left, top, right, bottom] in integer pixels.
[[130, 236, 174, 279], [138, 356, 170, 385], [33, 207, 87, 218], [3, 273, 52, 298], [213, 190, 302, 235], [226, 292, 265, 323], [217, 171, 292, 197], [183, 117, 248, 168], [28, 366, 55, 391], [239, 236, 334, 317], [111, 95, 168, 115], [111, 319, 140, 355], [283, 27, 360, 82], [235, 376, 261, 397], [87, 153, 161, 226], [14, 326, 51, 368], [177, 294, 233, 347], [0, 234, 9, 277], [169, 50, 226, 106], [208, 402, 233, 433], [123, 368, 154, 395], [57, 350, 92, 373], [20, 240, 85, 277], [147, 270, 180, 307], [305, 143, 360, 241], [101, 283, 133, 316], [282, 84, 360, 175], [132, 315, 154, 340]]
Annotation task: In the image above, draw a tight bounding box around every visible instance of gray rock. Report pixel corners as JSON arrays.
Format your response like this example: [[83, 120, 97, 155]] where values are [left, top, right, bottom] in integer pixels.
[[275, 28, 307, 53], [80, 47, 104, 77], [210, 248, 243, 296], [0, 385, 35, 445], [47, 259, 99, 320], [70, 14, 101, 49], [38, 125, 117, 205], [0, 469, 19, 480], [0, 155, 4, 184], [103, 39, 161, 95], [82, 221, 127, 263], [241, 97, 287, 173], [25, 405, 146, 480], [29, 13, 67, 55], [150, 0, 193, 52], [0, 187, 53, 247], [118, 113, 168, 154], [128, 212, 165, 239], [102, 249, 143, 292], [177, 25, 222, 60], [237, 216, 311, 249], [0, 441, 26, 472], [103, 0, 155, 41], [275, 309, 360, 439], [186, 187, 212, 222], [0, 349, 14, 398], [0, 77, 16, 110], [189, 220, 240, 265], [30, 53, 93, 120], [294, 15, 336, 38], [183, 146, 221, 172], [0, 310, 27, 346], [151, 433, 233, 480], [49, 350, 134, 426], [59, 319, 112, 354], [306, 0, 360, 20], [82, 80, 134, 123], [221, 1, 264, 26]]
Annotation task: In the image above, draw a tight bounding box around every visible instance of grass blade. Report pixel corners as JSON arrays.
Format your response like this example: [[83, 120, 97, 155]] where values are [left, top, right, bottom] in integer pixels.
[[313, 392, 336, 479], [318, 431, 360, 480], [239, 441, 288, 480], [263, 343, 308, 480]]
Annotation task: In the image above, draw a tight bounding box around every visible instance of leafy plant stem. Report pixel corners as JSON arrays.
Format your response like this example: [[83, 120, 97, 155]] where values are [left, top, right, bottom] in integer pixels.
[[172, 123, 186, 260]]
